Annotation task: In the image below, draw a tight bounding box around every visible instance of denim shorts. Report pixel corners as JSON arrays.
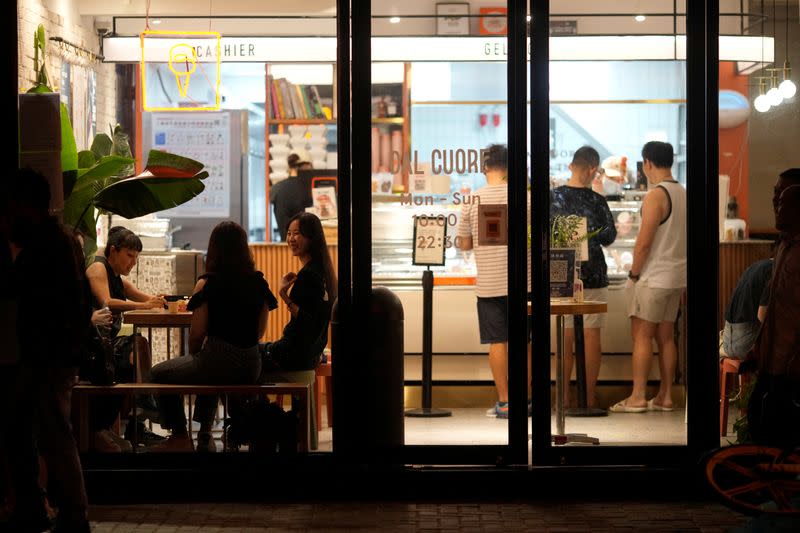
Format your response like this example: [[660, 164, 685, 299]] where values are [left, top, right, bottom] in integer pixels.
[[722, 320, 760, 360]]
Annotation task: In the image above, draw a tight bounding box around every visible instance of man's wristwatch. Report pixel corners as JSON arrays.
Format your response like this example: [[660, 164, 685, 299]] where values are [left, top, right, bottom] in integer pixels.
[[628, 271, 640, 281]]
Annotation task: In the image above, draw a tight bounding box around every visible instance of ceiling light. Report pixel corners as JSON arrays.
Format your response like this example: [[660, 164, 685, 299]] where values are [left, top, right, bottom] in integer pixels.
[[767, 86, 783, 106], [152, 19, 162, 25], [635, 15, 646, 23], [778, 1, 796, 100], [754, 94, 771, 112], [526, 15, 531, 22], [754, 77, 771, 112], [779, 78, 796, 99], [389, 16, 400, 24]]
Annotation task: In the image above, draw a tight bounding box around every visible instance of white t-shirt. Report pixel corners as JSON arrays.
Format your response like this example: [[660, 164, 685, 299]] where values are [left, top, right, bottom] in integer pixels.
[[458, 183, 532, 298]]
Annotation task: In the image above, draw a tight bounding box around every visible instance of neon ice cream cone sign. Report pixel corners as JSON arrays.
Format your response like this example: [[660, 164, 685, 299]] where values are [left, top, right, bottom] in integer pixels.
[[140, 30, 221, 111], [169, 44, 197, 97]]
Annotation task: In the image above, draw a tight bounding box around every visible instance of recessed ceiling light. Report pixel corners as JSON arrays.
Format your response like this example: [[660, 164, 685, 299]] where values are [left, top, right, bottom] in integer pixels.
[[634, 15, 646, 23], [389, 16, 400, 24]]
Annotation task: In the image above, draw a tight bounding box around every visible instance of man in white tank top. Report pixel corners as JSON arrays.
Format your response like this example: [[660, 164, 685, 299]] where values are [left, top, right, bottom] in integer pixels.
[[610, 141, 686, 413]]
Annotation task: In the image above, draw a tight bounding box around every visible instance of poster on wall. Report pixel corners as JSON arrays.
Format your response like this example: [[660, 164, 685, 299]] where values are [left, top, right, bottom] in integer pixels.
[[152, 112, 230, 218]]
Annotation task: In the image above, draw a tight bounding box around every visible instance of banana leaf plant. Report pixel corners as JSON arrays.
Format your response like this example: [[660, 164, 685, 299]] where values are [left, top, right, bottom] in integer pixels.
[[64, 147, 209, 262], [24, 25, 210, 262]]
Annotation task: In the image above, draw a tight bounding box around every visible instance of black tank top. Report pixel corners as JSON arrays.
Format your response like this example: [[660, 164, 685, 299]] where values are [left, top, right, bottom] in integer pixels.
[[93, 256, 126, 337]]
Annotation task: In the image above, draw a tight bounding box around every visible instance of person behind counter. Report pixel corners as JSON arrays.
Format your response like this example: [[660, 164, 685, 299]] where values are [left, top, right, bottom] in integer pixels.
[[270, 149, 314, 241], [457, 143, 532, 419], [259, 212, 336, 450], [611, 141, 686, 413], [150, 221, 278, 452], [550, 146, 617, 408]]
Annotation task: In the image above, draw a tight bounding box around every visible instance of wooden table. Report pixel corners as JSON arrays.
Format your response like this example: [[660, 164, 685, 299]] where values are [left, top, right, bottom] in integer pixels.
[[123, 309, 193, 361], [529, 300, 608, 445]]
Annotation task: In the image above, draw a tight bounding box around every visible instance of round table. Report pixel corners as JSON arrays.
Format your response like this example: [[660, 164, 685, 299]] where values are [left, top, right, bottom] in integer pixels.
[[529, 300, 608, 445]]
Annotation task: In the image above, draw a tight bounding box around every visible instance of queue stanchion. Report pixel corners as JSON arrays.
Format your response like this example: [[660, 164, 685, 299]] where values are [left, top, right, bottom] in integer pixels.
[[405, 214, 451, 418], [405, 267, 451, 418]]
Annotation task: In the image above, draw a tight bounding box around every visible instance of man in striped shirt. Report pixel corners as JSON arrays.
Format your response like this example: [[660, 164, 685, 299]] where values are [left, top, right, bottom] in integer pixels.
[[457, 144, 532, 419]]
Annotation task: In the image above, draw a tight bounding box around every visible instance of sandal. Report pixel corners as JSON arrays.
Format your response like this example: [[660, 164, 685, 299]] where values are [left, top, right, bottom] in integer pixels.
[[647, 399, 675, 412], [609, 399, 647, 413]]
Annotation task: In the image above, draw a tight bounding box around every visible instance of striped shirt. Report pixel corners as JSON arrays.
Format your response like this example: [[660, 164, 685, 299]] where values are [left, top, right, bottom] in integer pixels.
[[458, 184, 532, 298]]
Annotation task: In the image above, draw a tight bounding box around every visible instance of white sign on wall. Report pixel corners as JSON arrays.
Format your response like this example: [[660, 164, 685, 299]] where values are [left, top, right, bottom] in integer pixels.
[[152, 112, 231, 218]]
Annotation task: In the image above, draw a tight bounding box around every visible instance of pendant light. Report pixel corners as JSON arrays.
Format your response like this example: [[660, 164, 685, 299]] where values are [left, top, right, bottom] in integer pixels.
[[765, 0, 784, 106], [778, 0, 796, 98], [754, 77, 772, 112], [753, 0, 772, 112]]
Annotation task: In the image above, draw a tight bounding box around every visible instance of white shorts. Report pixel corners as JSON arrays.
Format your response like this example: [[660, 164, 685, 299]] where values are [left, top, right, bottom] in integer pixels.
[[564, 287, 608, 329], [626, 282, 683, 324]]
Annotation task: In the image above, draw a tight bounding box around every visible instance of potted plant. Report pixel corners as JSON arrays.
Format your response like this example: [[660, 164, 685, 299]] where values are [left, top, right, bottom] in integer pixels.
[[20, 25, 210, 262]]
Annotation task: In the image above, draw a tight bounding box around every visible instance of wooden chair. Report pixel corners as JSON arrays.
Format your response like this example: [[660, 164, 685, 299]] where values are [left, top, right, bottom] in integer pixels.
[[720, 357, 746, 437]]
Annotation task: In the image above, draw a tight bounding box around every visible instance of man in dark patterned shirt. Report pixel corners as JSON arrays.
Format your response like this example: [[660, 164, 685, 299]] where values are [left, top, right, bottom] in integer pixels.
[[550, 146, 617, 407]]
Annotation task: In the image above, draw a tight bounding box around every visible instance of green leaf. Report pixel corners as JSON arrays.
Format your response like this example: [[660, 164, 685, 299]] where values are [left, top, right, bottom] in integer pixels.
[[145, 150, 205, 177], [63, 169, 78, 198], [93, 175, 208, 219], [63, 177, 103, 231], [78, 150, 96, 169], [75, 155, 135, 186], [60, 103, 78, 175], [36, 25, 46, 55], [90, 133, 113, 160]]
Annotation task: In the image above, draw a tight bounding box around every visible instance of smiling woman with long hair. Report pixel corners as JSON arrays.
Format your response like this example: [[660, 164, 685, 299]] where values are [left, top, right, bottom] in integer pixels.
[[259, 212, 336, 450], [150, 221, 278, 452]]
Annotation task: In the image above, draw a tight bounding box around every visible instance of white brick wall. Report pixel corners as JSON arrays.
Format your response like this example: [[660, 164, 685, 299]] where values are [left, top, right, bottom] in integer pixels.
[[17, 0, 116, 136]]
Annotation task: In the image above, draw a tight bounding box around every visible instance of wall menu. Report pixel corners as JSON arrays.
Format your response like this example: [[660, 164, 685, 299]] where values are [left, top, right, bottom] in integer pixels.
[[153, 113, 230, 218], [412, 215, 447, 266]]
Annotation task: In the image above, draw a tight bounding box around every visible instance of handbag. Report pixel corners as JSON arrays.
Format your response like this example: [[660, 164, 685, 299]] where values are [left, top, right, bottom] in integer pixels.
[[82, 326, 116, 385]]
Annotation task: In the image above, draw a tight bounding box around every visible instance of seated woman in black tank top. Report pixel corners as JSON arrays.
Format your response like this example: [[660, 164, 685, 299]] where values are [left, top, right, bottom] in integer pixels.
[[84, 226, 167, 452], [150, 221, 278, 452]]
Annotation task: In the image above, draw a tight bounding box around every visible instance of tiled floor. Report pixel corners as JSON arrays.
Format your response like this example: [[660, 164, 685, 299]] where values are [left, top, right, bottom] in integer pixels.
[[314, 408, 689, 451], [171, 404, 744, 452], [85, 500, 793, 532]]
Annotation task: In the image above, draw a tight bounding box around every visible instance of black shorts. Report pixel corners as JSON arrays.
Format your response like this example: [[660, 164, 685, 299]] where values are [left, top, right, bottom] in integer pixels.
[[476, 296, 532, 345]]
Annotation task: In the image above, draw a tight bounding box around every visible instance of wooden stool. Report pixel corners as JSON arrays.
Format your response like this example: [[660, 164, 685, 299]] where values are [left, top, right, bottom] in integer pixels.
[[720, 357, 745, 437], [274, 362, 331, 430], [316, 360, 332, 428]]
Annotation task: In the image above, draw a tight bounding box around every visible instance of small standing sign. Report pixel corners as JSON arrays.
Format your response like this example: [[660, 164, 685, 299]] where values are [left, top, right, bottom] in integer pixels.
[[550, 248, 576, 298], [412, 215, 447, 266]]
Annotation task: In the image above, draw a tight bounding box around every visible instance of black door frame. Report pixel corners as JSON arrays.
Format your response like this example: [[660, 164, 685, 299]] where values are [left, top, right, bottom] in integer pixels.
[[337, 0, 720, 467]]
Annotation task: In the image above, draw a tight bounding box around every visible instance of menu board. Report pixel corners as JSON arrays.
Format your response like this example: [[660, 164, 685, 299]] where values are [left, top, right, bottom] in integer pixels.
[[549, 248, 576, 298], [412, 215, 447, 266], [152, 113, 230, 218]]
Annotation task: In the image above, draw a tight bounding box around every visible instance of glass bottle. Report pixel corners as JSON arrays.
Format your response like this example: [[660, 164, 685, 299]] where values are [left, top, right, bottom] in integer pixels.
[[573, 262, 584, 302]]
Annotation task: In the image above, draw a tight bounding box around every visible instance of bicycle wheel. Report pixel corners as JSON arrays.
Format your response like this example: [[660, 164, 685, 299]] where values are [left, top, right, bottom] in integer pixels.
[[704, 445, 800, 516]]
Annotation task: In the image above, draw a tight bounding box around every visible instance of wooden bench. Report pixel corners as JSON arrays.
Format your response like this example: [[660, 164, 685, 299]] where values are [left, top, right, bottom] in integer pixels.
[[72, 383, 310, 453]]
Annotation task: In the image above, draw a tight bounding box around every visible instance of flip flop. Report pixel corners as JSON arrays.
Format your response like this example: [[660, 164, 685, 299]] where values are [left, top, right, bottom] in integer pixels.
[[609, 399, 647, 413], [647, 399, 675, 412]]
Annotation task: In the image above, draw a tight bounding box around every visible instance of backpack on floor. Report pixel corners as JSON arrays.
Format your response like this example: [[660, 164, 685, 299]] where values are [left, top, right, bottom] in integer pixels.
[[223, 398, 298, 454]]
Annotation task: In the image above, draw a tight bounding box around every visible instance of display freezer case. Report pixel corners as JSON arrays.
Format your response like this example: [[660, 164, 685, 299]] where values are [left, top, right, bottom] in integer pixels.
[[371, 198, 477, 285], [603, 198, 642, 282]]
